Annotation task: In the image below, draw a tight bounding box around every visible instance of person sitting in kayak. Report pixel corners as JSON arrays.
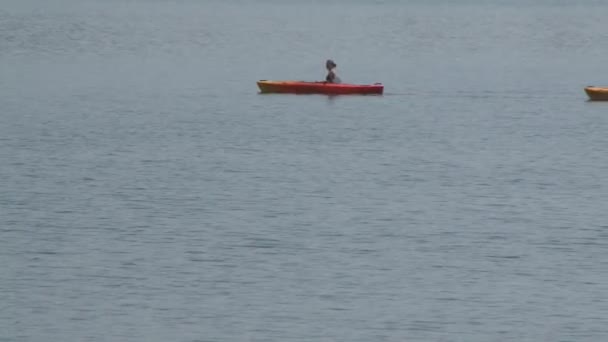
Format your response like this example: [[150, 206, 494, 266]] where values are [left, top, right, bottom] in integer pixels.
[[325, 59, 341, 83]]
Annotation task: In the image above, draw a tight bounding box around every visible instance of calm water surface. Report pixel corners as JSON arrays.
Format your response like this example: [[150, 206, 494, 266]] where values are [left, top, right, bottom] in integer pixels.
[[1, 1, 607, 341]]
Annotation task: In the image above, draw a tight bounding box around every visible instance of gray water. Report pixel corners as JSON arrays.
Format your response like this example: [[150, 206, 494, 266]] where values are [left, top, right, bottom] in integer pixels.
[[1, 1, 607, 341]]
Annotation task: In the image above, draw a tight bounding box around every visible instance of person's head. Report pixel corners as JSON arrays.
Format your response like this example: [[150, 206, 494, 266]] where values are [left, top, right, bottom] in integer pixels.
[[326, 59, 337, 70]]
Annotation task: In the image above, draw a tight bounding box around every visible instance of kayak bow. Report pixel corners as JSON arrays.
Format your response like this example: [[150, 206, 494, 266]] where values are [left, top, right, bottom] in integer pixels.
[[584, 86, 608, 101]]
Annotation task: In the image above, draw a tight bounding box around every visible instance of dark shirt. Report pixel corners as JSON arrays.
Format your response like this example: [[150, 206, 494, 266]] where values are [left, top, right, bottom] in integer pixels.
[[326, 70, 341, 83]]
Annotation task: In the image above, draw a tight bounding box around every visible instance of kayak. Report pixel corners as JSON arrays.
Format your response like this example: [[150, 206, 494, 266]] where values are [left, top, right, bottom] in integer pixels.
[[257, 80, 383, 95], [257, 80, 384, 95], [584, 86, 608, 101]]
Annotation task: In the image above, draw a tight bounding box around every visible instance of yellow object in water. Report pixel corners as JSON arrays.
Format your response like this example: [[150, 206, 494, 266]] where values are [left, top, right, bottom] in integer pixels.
[[584, 86, 608, 101]]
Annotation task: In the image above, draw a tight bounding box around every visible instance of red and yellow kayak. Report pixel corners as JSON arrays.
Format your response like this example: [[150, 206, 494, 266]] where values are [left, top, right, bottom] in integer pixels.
[[257, 80, 383, 95], [584, 86, 608, 101]]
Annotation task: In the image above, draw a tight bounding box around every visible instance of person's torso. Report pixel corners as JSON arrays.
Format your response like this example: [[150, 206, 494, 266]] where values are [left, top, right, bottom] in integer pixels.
[[326, 69, 341, 83]]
